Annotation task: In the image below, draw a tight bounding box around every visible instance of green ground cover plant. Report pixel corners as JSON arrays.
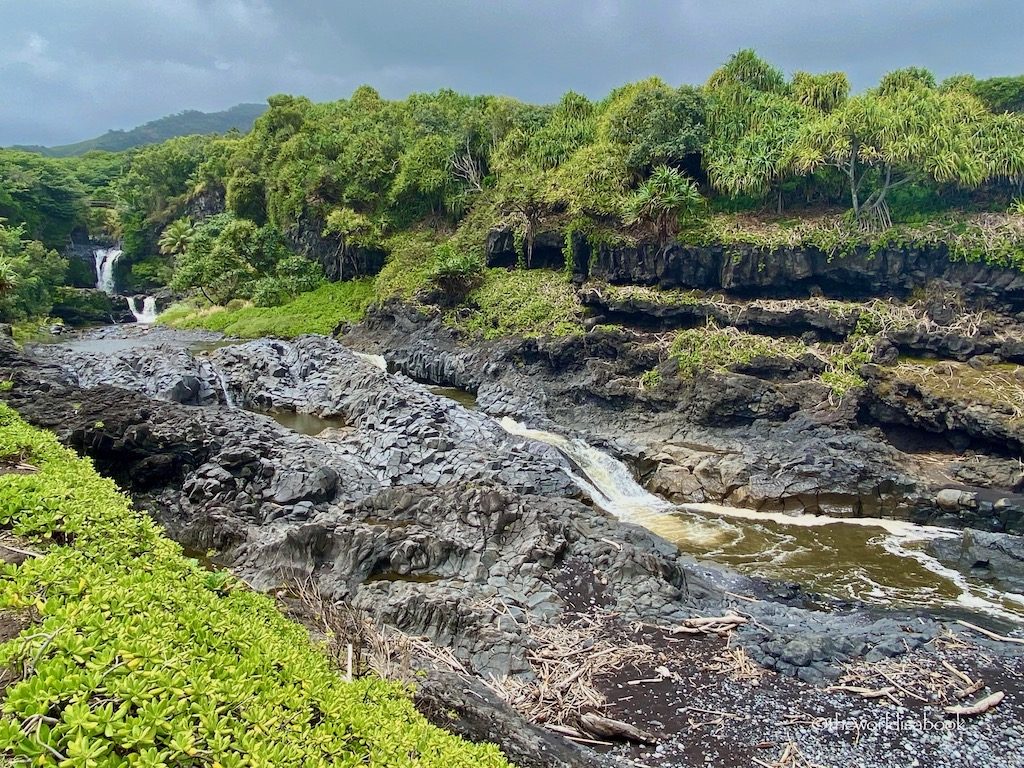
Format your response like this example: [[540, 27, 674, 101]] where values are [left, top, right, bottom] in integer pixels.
[[0, 404, 510, 766]]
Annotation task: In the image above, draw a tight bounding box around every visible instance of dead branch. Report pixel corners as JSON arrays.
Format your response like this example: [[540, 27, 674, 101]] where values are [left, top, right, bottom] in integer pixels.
[[944, 691, 1004, 717], [956, 619, 1024, 646]]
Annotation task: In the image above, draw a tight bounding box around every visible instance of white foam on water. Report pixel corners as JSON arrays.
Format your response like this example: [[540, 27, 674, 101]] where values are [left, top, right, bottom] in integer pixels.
[[128, 296, 158, 324], [497, 419, 1024, 624], [353, 351, 388, 372]]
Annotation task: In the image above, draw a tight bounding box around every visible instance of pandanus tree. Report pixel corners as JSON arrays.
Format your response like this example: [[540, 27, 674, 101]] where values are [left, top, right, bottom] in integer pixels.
[[0, 260, 18, 297], [793, 69, 1002, 229], [625, 166, 705, 247], [704, 50, 809, 211]]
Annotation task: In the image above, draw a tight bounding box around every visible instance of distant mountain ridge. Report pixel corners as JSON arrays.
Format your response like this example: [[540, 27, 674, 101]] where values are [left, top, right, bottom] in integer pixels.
[[12, 103, 267, 157]]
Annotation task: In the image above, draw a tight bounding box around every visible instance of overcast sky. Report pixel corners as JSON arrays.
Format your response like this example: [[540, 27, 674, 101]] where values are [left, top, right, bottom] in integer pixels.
[[2, 0, 1022, 146]]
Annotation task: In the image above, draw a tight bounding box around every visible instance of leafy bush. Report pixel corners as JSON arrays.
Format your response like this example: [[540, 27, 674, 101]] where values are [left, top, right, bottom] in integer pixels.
[[452, 268, 583, 339], [162, 280, 374, 338], [424, 244, 482, 304], [0, 224, 68, 323], [0, 403, 510, 767]]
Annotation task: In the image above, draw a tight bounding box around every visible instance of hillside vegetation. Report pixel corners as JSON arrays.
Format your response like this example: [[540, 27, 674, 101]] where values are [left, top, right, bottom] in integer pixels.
[[11, 104, 266, 158], [2, 52, 1024, 330]]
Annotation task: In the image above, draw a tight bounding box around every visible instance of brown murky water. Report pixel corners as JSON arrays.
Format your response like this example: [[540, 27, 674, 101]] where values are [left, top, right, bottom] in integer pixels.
[[258, 409, 349, 436], [500, 418, 1024, 625]]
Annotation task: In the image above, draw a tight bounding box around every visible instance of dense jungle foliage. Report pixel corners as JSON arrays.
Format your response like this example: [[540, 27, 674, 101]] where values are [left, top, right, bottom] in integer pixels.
[[2, 51, 1024, 326]]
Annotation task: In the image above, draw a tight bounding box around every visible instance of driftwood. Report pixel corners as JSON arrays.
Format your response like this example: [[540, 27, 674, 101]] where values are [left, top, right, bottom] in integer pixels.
[[944, 691, 1005, 717], [485, 613, 659, 745], [579, 713, 657, 745], [831, 651, 989, 706], [956, 619, 1024, 646], [753, 741, 824, 768], [671, 613, 747, 636], [825, 684, 896, 699]]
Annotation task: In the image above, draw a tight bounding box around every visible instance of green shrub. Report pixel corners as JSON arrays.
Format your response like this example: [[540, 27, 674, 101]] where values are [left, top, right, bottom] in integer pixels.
[[669, 321, 804, 377], [162, 280, 374, 338], [451, 268, 583, 339], [425, 244, 482, 303], [374, 231, 445, 301], [0, 403, 510, 767]]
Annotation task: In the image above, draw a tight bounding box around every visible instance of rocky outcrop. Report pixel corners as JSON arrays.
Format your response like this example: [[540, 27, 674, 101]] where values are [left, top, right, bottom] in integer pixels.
[[928, 528, 1024, 594], [346, 306, 941, 522], [575, 240, 1024, 312], [185, 184, 226, 221], [5, 330, 967, 687], [486, 228, 566, 271], [286, 215, 386, 281], [580, 285, 861, 339]]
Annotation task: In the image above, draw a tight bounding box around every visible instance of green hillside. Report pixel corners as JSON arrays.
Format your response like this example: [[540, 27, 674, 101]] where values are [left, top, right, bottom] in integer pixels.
[[11, 104, 267, 158]]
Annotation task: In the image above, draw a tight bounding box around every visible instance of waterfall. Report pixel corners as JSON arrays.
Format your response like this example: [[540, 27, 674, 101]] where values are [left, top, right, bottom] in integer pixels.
[[128, 296, 158, 324], [214, 368, 237, 408], [353, 351, 388, 372], [499, 418, 1024, 622], [499, 417, 673, 520], [93, 248, 122, 294], [199, 360, 237, 408]]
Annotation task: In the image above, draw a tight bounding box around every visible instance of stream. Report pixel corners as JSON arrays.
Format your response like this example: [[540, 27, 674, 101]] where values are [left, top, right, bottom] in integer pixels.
[[499, 417, 1024, 625], [32, 327, 1024, 627]]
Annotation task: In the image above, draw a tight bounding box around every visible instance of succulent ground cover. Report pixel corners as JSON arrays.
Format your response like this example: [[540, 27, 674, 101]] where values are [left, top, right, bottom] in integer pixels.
[[0, 403, 509, 767]]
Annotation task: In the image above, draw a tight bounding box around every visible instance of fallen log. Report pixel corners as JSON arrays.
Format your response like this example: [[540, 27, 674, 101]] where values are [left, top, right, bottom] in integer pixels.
[[579, 713, 658, 745], [956, 620, 1024, 646], [825, 684, 897, 699]]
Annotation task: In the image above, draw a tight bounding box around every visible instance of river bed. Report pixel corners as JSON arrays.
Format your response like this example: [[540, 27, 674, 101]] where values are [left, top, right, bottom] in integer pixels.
[[498, 417, 1024, 626], [31, 326, 1024, 627]]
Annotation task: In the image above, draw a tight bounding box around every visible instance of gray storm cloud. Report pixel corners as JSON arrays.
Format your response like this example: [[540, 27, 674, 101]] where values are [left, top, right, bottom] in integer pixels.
[[1, 0, 1021, 145]]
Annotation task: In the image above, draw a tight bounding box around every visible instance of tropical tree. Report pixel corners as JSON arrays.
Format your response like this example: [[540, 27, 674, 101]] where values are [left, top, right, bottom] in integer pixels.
[[158, 218, 194, 256], [601, 78, 706, 176], [322, 206, 384, 280], [793, 71, 997, 228], [0, 223, 67, 321], [704, 51, 805, 210], [0, 259, 18, 297], [625, 166, 705, 246]]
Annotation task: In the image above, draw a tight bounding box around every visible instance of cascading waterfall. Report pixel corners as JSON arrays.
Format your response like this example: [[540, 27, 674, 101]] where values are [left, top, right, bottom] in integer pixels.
[[498, 417, 1024, 622], [128, 296, 158, 324], [199, 360, 237, 408], [93, 248, 122, 294], [499, 416, 673, 520], [353, 351, 388, 372]]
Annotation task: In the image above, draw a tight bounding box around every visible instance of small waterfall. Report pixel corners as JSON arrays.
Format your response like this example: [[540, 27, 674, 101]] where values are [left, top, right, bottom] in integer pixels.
[[353, 351, 388, 372], [128, 296, 158, 324], [214, 368, 236, 408], [499, 417, 673, 520], [197, 359, 237, 408], [93, 248, 122, 294]]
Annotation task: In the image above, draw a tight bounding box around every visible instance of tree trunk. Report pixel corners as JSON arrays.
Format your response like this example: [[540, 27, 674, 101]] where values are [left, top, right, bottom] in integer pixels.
[[849, 138, 861, 216]]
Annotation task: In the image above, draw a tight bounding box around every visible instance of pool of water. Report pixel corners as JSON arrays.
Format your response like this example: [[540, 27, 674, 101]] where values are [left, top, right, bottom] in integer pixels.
[[256, 409, 349, 437], [28, 325, 231, 356], [500, 417, 1024, 625], [426, 385, 478, 409]]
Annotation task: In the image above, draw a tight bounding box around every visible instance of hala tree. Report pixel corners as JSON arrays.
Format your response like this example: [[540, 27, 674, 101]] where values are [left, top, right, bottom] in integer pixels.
[[625, 166, 704, 246], [793, 69, 1004, 228], [704, 51, 806, 211]]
